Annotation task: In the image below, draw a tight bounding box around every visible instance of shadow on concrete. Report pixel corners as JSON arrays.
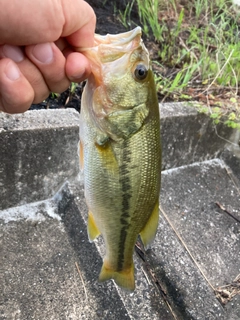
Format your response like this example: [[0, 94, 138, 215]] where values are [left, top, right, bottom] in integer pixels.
[[56, 183, 131, 319]]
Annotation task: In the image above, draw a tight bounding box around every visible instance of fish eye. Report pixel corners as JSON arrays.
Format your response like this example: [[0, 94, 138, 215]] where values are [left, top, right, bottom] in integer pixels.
[[134, 64, 148, 80]]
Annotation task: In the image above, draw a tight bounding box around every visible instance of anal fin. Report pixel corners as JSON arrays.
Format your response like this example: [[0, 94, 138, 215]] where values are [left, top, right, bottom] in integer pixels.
[[139, 201, 159, 249], [87, 211, 101, 242]]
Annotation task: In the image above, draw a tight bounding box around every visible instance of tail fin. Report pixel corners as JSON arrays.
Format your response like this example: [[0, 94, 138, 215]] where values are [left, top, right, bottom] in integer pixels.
[[99, 260, 135, 291]]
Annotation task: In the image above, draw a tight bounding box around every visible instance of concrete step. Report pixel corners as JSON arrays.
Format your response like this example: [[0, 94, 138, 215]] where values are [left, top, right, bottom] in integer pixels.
[[1, 103, 240, 319], [0, 103, 236, 210], [1, 158, 239, 319]]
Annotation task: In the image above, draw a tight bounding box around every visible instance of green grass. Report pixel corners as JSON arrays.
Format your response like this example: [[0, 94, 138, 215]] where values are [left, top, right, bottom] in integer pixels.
[[118, 0, 240, 130]]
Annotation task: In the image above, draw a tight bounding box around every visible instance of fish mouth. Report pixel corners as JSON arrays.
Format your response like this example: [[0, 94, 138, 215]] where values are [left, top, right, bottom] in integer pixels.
[[79, 26, 142, 52], [93, 26, 142, 48], [78, 27, 144, 82]]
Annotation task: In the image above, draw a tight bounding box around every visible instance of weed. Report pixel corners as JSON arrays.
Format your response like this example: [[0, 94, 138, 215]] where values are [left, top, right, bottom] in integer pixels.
[[70, 82, 78, 94], [118, 1, 135, 28], [51, 92, 60, 99], [136, 0, 167, 41]]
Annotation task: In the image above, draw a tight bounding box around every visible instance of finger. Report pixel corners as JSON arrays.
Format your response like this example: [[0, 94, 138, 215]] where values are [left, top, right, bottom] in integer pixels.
[[0, 0, 64, 45], [25, 42, 70, 93], [65, 51, 91, 82], [0, 0, 96, 47], [0, 59, 34, 113], [0, 45, 50, 103], [55, 39, 92, 82]]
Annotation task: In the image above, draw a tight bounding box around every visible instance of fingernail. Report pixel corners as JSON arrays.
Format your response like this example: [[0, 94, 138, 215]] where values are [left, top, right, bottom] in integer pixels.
[[32, 43, 54, 63], [4, 61, 21, 81], [2, 45, 24, 62], [70, 72, 85, 81], [69, 67, 87, 81]]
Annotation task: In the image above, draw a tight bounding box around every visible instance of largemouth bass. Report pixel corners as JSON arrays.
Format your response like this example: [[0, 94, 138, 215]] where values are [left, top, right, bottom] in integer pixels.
[[79, 27, 161, 291]]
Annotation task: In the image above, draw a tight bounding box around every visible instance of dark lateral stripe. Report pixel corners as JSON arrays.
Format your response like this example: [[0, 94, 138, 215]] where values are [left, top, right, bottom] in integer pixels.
[[117, 140, 132, 271]]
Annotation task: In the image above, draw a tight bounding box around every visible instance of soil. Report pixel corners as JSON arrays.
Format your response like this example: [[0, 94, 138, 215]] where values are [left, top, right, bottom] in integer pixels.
[[29, 0, 154, 112]]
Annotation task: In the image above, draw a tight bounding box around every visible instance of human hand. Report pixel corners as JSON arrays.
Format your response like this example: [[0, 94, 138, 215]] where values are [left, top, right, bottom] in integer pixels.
[[0, 0, 96, 113]]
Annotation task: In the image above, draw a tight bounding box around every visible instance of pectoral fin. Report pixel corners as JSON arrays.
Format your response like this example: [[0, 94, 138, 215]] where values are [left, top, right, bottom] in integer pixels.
[[139, 201, 159, 249], [87, 211, 101, 242], [95, 141, 118, 173]]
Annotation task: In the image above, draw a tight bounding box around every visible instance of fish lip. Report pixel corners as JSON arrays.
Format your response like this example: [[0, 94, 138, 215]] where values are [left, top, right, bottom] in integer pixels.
[[78, 27, 142, 53], [93, 26, 142, 46]]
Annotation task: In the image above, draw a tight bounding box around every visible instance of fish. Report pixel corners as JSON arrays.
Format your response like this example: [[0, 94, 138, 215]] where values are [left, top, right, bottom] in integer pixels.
[[79, 27, 161, 291]]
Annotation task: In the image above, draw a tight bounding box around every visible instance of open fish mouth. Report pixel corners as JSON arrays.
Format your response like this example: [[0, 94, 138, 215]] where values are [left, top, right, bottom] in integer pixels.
[[78, 27, 148, 76]]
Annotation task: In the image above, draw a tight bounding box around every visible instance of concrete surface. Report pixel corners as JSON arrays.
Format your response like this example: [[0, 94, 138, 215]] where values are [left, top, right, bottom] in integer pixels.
[[158, 159, 240, 320], [160, 102, 234, 170], [0, 103, 234, 209], [0, 109, 79, 210], [0, 103, 240, 320], [1, 197, 130, 320]]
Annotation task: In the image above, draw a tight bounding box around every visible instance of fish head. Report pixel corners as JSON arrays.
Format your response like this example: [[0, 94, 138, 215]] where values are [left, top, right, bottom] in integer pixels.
[[81, 27, 156, 141]]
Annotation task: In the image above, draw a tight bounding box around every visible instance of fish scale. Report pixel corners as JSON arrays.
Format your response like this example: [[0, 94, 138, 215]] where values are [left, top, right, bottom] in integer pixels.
[[79, 27, 161, 291]]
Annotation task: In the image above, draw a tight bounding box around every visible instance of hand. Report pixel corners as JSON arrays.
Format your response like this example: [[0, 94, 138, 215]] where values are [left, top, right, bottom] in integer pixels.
[[0, 0, 96, 113]]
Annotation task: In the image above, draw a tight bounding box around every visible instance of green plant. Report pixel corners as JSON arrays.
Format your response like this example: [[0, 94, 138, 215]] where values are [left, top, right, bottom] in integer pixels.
[[118, 1, 135, 28], [118, 0, 240, 129], [136, 0, 167, 41], [51, 92, 60, 99], [70, 82, 78, 94], [196, 100, 240, 130]]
